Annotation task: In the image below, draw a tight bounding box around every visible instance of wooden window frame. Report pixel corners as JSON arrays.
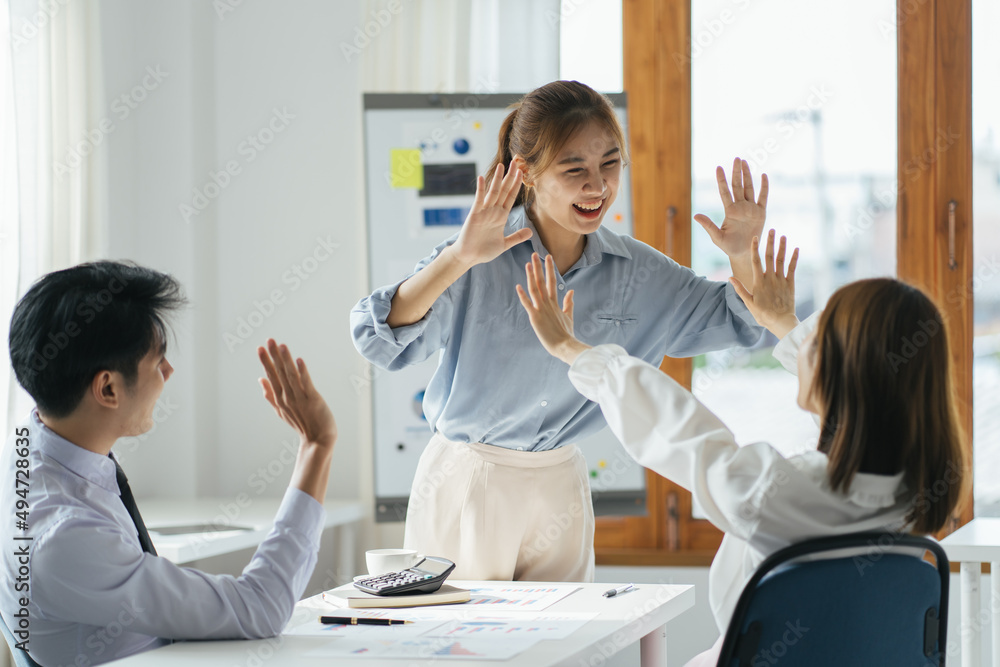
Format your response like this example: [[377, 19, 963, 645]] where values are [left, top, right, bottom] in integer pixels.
[[596, 0, 973, 566]]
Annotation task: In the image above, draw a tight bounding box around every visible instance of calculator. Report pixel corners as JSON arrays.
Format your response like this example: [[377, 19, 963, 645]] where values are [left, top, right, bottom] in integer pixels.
[[353, 556, 456, 596]]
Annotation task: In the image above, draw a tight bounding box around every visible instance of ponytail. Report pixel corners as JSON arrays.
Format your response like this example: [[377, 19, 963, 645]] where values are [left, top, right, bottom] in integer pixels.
[[485, 105, 530, 207]]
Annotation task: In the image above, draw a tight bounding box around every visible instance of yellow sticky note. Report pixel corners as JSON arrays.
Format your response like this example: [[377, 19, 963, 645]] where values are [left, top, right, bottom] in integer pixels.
[[390, 149, 424, 189]]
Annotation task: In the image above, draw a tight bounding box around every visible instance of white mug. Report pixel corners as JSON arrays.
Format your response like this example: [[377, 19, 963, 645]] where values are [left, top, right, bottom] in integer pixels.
[[365, 548, 423, 576]]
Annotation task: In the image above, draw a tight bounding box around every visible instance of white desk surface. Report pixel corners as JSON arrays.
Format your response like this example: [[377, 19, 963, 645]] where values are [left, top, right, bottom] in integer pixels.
[[139, 497, 364, 564], [940, 517, 1000, 562], [110, 581, 695, 667]]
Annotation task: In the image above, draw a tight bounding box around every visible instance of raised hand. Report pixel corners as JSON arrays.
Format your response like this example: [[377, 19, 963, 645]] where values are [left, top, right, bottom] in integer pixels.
[[694, 157, 768, 262], [730, 230, 800, 339], [451, 160, 533, 267], [515, 253, 591, 365], [258, 339, 337, 449]]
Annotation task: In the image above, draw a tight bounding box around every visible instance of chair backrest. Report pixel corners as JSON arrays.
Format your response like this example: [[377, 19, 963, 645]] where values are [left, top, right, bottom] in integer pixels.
[[717, 532, 948, 667], [0, 614, 41, 667]]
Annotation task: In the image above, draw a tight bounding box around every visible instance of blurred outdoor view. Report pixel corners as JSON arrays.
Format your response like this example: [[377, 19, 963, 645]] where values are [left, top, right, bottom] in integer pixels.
[[689, 0, 897, 461], [562, 0, 1000, 516]]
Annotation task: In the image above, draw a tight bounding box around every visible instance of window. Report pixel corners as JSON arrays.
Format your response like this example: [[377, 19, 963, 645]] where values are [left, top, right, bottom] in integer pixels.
[[690, 0, 897, 460], [606, 0, 972, 562], [972, 0, 1000, 516]]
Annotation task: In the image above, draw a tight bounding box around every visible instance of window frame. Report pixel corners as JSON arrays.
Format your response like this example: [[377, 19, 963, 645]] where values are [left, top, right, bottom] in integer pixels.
[[595, 0, 973, 565]]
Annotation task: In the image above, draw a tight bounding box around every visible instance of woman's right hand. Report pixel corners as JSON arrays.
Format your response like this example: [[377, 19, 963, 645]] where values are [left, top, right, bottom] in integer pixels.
[[517, 253, 592, 365], [451, 161, 533, 267]]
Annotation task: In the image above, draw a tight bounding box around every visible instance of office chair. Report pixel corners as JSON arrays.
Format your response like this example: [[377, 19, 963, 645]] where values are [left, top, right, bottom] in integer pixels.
[[717, 532, 948, 667], [0, 614, 41, 667]]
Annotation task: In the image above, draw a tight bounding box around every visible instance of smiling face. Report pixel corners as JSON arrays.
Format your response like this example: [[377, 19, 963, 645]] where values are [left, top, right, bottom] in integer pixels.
[[526, 120, 623, 238]]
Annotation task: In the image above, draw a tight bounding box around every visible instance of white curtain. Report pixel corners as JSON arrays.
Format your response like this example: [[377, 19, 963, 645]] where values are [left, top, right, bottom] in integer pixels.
[[359, 0, 560, 93], [1, 0, 106, 441]]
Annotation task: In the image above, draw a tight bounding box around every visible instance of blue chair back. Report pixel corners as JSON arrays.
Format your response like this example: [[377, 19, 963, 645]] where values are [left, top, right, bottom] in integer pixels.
[[717, 532, 948, 667], [0, 614, 41, 667]]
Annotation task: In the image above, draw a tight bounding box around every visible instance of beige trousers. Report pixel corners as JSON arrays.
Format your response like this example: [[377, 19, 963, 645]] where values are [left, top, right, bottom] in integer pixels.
[[403, 432, 596, 582]]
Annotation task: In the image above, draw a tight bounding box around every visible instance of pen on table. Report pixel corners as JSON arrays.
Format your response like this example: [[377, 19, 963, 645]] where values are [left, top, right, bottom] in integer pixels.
[[319, 616, 413, 625], [603, 584, 636, 598]]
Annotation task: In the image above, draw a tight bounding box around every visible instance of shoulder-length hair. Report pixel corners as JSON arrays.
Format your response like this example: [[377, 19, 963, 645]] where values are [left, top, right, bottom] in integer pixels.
[[809, 278, 968, 533]]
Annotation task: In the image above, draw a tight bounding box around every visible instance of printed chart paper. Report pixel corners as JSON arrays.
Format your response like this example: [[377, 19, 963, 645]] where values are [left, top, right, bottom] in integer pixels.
[[305, 636, 540, 661], [464, 585, 582, 611], [427, 612, 598, 640]]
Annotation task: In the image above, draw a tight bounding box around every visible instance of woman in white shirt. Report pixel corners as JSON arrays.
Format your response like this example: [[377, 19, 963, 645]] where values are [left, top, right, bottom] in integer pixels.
[[515, 231, 969, 665]]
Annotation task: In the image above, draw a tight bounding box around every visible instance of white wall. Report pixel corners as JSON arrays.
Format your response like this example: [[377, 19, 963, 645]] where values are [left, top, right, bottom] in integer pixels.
[[99, 0, 369, 506], [94, 0, 377, 590]]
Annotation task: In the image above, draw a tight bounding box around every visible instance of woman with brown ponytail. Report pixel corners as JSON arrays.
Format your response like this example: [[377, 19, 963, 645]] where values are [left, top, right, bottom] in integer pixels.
[[351, 80, 771, 582]]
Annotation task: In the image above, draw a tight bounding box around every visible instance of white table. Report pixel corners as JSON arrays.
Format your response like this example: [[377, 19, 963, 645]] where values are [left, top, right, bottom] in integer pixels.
[[109, 581, 695, 666], [139, 497, 364, 572], [940, 518, 1000, 667]]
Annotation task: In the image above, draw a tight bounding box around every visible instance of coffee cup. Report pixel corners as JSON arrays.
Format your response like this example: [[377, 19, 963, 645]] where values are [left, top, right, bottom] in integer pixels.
[[365, 548, 423, 576]]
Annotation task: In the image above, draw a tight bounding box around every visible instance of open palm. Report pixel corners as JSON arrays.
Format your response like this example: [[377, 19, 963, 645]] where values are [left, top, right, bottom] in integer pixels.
[[694, 157, 768, 259], [451, 162, 531, 267]]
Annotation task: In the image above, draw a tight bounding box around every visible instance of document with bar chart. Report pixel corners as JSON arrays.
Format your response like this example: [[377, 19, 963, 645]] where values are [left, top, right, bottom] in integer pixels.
[[428, 612, 597, 640], [305, 636, 541, 661], [464, 585, 582, 611]]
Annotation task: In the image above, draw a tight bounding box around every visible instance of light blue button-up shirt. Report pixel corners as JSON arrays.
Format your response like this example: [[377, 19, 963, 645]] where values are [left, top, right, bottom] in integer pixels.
[[351, 206, 763, 451], [0, 410, 326, 667]]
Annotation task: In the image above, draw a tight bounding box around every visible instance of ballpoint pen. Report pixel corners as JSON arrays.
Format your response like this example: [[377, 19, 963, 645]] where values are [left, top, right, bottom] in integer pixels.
[[603, 583, 636, 598], [319, 616, 413, 625]]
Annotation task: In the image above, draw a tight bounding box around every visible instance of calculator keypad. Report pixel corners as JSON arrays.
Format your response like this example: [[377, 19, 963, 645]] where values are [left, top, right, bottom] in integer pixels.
[[355, 569, 439, 595]]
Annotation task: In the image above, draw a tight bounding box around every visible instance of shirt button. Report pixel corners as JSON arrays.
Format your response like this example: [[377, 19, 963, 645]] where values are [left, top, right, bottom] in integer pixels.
[[558, 284, 565, 291], [517, 447, 525, 451], [540, 400, 548, 407], [615, 321, 621, 327]]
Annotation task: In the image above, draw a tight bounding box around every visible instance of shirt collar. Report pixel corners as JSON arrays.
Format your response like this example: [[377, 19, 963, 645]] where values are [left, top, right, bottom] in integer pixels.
[[508, 206, 633, 267], [845, 470, 907, 509], [32, 409, 121, 495]]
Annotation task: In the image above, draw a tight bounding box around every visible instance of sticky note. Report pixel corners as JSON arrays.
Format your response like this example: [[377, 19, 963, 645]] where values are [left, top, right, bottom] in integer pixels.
[[391, 149, 424, 189]]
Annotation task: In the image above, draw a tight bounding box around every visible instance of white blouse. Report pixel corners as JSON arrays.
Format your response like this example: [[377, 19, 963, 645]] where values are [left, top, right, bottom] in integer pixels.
[[567, 314, 912, 631]]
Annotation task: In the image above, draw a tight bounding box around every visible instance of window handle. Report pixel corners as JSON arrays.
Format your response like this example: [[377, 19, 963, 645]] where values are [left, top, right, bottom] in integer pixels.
[[666, 490, 679, 551], [948, 199, 958, 271], [665, 206, 677, 259]]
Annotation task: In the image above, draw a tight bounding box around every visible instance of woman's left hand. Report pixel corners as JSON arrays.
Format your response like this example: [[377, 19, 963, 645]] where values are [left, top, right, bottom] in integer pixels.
[[516, 253, 591, 365], [730, 230, 800, 339], [694, 157, 768, 261]]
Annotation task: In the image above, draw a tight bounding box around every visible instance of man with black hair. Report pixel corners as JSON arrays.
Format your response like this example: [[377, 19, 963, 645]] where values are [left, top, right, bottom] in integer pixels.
[[0, 261, 338, 667]]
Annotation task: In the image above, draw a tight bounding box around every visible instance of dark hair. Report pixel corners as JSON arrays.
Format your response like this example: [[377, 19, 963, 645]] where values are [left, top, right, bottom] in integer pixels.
[[809, 278, 968, 533], [9, 261, 187, 418], [485, 80, 629, 209]]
